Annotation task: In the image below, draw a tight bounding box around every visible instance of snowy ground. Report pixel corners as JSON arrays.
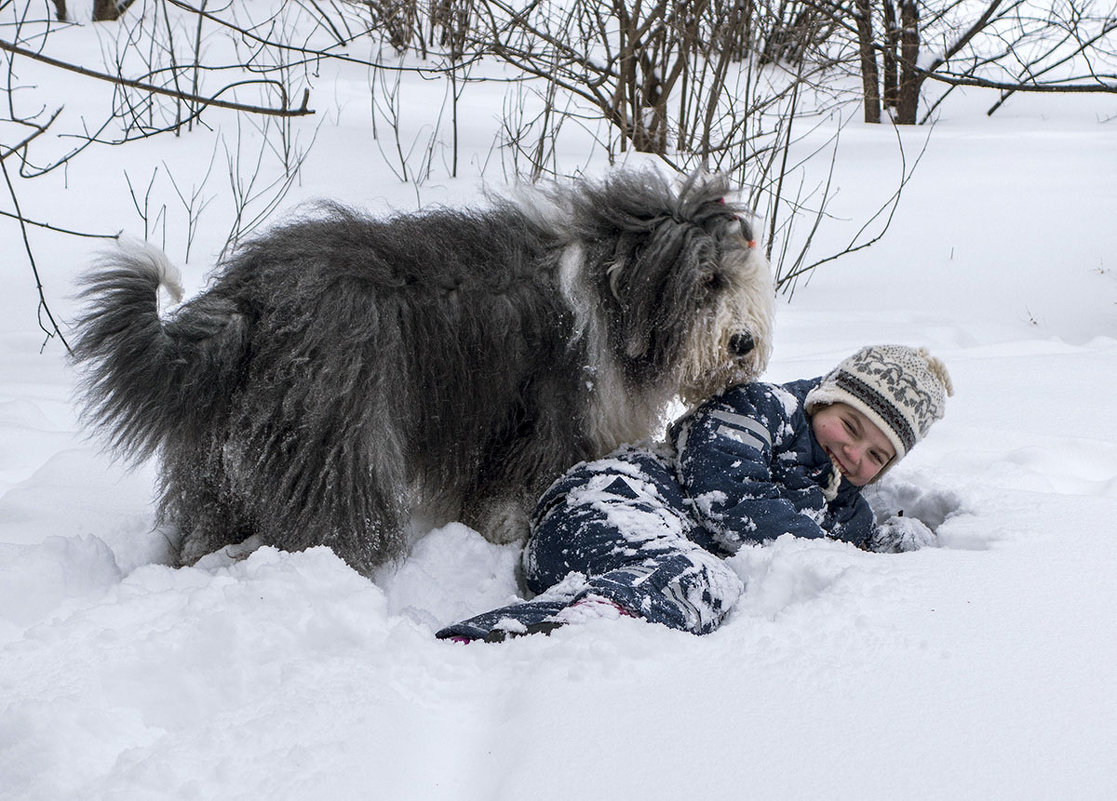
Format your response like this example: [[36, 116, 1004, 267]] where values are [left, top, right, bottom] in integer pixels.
[[2, 15, 1117, 801]]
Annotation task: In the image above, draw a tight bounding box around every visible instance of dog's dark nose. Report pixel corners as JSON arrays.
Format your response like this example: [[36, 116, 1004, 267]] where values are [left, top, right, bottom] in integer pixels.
[[728, 332, 755, 356]]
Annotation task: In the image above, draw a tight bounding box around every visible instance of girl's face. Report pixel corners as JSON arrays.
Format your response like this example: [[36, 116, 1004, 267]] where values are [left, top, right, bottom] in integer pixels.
[[810, 402, 896, 486]]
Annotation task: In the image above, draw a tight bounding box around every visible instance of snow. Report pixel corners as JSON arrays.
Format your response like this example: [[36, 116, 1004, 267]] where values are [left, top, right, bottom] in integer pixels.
[[3, 13, 1117, 801]]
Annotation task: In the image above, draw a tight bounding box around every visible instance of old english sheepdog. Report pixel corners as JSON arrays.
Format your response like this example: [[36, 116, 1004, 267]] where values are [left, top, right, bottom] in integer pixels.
[[73, 169, 775, 574]]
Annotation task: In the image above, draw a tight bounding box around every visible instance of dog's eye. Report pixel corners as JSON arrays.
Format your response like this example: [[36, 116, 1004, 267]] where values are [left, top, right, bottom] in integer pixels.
[[702, 272, 725, 292], [726, 215, 753, 243], [713, 216, 755, 250]]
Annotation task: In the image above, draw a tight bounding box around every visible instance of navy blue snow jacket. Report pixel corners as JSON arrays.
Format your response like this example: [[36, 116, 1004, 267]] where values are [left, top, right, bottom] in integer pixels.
[[669, 377, 876, 552]]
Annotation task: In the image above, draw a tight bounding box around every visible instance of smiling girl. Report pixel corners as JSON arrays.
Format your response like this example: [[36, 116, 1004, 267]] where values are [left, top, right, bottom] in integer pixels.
[[438, 345, 953, 642]]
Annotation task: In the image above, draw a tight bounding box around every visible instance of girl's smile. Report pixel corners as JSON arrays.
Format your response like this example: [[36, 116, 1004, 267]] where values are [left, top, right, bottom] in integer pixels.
[[810, 402, 896, 486]]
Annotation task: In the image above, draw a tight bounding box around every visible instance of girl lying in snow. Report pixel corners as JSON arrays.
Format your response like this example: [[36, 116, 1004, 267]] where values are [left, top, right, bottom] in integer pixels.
[[436, 344, 953, 642]]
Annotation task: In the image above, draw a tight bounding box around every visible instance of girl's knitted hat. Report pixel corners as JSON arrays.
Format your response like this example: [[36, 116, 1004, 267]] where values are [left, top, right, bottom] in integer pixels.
[[805, 345, 954, 462]]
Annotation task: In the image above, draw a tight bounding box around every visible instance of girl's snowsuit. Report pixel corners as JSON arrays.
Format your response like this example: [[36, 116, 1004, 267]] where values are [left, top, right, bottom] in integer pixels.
[[435, 378, 878, 640]]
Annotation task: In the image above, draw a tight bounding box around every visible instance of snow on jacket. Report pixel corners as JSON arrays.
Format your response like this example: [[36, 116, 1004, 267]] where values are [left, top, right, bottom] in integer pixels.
[[669, 377, 876, 552]]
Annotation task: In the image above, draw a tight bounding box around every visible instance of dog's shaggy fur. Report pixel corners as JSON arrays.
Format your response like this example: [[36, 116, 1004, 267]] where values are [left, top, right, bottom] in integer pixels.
[[73, 170, 774, 574]]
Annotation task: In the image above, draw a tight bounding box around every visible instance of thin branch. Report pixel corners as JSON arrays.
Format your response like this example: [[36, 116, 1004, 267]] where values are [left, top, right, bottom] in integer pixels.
[[777, 120, 931, 289], [0, 37, 314, 117], [922, 0, 1007, 77], [162, 0, 488, 76], [0, 106, 62, 161], [0, 208, 119, 238], [922, 69, 1117, 94], [0, 155, 72, 352]]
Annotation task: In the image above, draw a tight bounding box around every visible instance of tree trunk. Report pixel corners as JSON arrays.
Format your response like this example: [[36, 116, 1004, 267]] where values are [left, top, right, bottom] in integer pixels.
[[92, 0, 120, 21], [881, 0, 899, 108], [853, 0, 881, 123], [895, 0, 921, 123]]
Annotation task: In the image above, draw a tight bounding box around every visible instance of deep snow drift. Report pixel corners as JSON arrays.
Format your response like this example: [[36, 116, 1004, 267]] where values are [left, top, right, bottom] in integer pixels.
[[2, 18, 1116, 801]]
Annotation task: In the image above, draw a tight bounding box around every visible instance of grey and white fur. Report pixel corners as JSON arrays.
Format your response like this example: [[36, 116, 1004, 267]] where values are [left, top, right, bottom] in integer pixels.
[[72, 169, 775, 575]]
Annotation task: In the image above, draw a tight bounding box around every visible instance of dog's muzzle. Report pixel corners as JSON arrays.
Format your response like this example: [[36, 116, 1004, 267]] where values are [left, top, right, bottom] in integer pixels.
[[728, 332, 756, 357]]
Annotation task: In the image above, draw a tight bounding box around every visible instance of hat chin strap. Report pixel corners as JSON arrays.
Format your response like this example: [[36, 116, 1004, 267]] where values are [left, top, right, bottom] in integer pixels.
[[822, 459, 843, 502]]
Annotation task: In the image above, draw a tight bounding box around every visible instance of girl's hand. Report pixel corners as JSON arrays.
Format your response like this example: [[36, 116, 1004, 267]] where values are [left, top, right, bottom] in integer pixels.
[[868, 515, 936, 553]]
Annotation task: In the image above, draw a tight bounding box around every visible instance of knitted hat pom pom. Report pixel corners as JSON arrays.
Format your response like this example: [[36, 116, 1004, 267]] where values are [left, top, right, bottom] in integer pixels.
[[918, 347, 954, 398]]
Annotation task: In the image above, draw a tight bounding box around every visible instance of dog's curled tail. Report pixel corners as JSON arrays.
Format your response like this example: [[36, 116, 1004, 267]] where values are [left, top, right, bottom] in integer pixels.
[[72, 241, 246, 462]]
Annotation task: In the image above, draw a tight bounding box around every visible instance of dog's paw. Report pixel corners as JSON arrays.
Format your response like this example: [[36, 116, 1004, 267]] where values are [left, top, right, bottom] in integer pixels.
[[466, 498, 531, 545], [179, 532, 262, 569]]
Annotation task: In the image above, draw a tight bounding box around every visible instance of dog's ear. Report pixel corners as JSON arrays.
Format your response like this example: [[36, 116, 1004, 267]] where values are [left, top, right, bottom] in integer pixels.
[[607, 217, 717, 368], [605, 236, 663, 359]]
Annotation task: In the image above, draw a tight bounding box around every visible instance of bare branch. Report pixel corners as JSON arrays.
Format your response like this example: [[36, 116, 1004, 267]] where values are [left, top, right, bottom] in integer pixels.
[[0, 155, 71, 352], [0, 37, 314, 117], [0, 106, 62, 161], [923, 70, 1117, 94]]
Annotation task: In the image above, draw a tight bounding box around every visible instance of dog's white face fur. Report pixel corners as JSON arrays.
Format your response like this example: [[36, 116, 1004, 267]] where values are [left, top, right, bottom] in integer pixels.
[[552, 184, 775, 454], [675, 227, 774, 405]]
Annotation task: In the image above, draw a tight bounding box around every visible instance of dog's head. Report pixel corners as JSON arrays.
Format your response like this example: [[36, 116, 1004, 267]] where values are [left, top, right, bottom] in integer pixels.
[[568, 169, 774, 404]]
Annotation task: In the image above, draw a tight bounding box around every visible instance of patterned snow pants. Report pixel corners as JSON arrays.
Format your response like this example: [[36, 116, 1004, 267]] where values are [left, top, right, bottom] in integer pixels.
[[435, 447, 744, 639]]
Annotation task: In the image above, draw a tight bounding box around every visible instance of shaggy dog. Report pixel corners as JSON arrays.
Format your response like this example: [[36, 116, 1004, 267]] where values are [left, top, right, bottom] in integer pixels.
[[73, 169, 775, 575]]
